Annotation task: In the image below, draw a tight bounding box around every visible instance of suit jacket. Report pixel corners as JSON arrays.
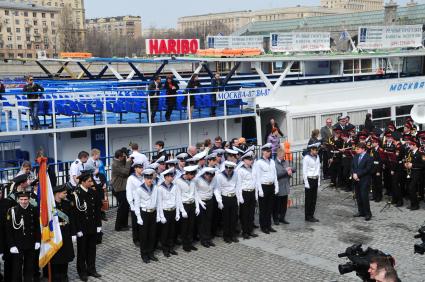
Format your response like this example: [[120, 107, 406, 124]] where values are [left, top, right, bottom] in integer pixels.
[[148, 81, 162, 97], [351, 153, 373, 187], [275, 159, 296, 196]]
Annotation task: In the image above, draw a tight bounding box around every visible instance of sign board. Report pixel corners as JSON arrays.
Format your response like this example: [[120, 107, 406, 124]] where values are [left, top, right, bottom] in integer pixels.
[[207, 36, 264, 50], [216, 88, 271, 101], [270, 32, 330, 52], [146, 39, 199, 55], [358, 25, 423, 49]]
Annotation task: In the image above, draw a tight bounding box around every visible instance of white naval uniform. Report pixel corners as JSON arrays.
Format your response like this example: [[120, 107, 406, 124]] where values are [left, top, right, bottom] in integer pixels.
[[69, 158, 85, 187]]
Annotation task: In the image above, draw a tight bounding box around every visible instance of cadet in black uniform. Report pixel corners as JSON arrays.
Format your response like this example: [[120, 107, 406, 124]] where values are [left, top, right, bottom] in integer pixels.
[[405, 138, 424, 210], [370, 137, 383, 202], [51, 184, 76, 282], [5, 191, 41, 282], [71, 171, 102, 281], [329, 129, 344, 187]]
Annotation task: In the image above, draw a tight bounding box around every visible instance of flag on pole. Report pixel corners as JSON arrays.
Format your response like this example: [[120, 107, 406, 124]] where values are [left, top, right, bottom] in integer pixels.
[[37, 157, 63, 268]]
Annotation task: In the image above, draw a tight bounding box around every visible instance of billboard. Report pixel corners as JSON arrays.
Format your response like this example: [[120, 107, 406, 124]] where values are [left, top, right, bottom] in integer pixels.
[[207, 36, 264, 50], [358, 25, 423, 49], [270, 32, 330, 52], [146, 39, 199, 55]]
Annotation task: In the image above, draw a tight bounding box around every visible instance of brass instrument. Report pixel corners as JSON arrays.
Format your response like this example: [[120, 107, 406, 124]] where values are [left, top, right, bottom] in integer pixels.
[[404, 150, 413, 179]]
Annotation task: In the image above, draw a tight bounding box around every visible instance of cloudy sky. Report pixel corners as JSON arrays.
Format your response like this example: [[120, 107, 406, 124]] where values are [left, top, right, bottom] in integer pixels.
[[85, 0, 420, 28]]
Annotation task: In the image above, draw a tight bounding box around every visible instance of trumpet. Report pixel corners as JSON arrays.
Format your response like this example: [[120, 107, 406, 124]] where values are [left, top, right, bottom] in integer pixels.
[[404, 151, 413, 179]]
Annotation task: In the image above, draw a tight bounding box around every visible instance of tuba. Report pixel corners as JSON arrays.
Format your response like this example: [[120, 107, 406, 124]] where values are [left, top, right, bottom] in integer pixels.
[[410, 103, 425, 124]]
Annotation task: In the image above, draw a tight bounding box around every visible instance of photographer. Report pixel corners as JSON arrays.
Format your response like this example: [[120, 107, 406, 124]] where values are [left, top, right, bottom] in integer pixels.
[[368, 257, 399, 282], [352, 143, 373, 221]]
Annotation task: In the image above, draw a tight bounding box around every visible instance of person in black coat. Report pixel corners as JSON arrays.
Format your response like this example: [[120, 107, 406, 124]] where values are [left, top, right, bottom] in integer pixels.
[[210, 73, 223, 117], [185, 74, 201, 119], [71, 171, 102, 281], [23, 76, 44, 130], [147, 76, 162, 123], [51, 185, 76, 282], [164, 75, 180, 122], [264, 118, 284, 144], [364, 113, 374, 133], [5, 192, 41, 282], [351, 143, 373, 221]]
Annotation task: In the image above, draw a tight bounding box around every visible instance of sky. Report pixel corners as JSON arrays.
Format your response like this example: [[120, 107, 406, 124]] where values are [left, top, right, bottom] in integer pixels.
[[85, 0, 421, 28]]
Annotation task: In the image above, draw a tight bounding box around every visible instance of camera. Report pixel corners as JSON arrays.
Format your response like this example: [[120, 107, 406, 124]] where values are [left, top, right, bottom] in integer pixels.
[[414, 226, 425, 255], [338, 244, 394, 281]]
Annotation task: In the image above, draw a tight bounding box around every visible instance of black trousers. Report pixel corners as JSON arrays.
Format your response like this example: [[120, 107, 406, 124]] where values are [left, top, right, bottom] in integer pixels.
[[210, 94, 217, 116], [392, 170, 403, 205], [211, 195, 222, 237], [180, 203, 195, 248], [222, 196, 238, 240], [160, 210, 176, 251], [342, 158, 353, 190], [409, 172, 421, 208], [305, 179, 318, 219], [198, 199, 214, 243], [3, 253, 12, 282], [330, 159, 343, 186], [149, 99, 158, 122], [322, 151, 330, 178], [383, 166, 392, 195], [77, 233, 97, 276], [11, 250, 35, 282], [372, 173, 383, 201], [258, 184, 275, 230], [165, 97, 175, 120], [273, 195, 288, 221], [240, 191, 256, 235], [130, 211, 139, 243], [51, 263, 69, 282], [139, 210, 157, 257], [33, 248, 40, 282], [354, 181, 372, 217], [114, 191, 129, 231]]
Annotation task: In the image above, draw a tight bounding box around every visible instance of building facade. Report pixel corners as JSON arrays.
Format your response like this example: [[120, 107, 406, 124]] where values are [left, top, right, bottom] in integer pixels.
[[0, 1, 60, 59], [320, 0, 383, 11], [177, 6, 350, 35], [86, 16, 142, 38]]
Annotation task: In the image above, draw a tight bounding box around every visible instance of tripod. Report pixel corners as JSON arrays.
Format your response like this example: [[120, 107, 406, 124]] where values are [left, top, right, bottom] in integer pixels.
[[380, 197, 403, 213]]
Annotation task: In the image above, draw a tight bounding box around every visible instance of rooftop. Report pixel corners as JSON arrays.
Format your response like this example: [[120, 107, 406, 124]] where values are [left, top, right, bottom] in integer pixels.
[[86, 15, 141, 24], [0, 0, 60, 12]]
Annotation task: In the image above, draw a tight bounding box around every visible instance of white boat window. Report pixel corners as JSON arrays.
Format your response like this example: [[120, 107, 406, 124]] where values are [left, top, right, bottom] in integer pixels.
[[293, 116, 316, 142], [372, 107, 391, 119], [347, 110, 368, 127]]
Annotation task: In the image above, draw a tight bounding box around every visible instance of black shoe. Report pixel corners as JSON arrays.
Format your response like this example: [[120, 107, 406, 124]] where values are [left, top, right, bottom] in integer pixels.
[[242, 233, 250, 239], [190, 245, 198, 251], [79, 275, 88, 282], [134, 241, 140, 247], [253, 224, 259, 229], [396, 202, 403, 207], [269, 227, 277, 232], [149, 254, 158, 262], [201, 241, 210, 248], [365, 215, 372, 221], [88, 272, 102, 278], [273, 220, 280, 225], [408, 205, 419, 211], [231, 237, 239, 243], [183, 246, 192, 252], [208, 241, 216, 247], [353, 213, 364, 218], [142, 256, 150, 263], [261, 228, 270, 234], [163, 251, 170, 257], [305, 218, 319, 223], [224, 238, 232, 243], [170, 250, 178, 255], [116, 227, 130, 232], [175, 238, 182, 245], [249, 232, 258, 238], [279, 218, 290, 224]]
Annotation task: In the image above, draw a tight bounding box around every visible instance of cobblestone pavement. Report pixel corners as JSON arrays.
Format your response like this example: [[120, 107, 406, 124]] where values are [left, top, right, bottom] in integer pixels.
[[65, 181, 425, 282]]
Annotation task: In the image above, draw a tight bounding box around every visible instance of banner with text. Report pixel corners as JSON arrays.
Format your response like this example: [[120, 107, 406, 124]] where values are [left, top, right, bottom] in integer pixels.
[[216, 88, 271, 101], [146, 39, 199, 55], [270, 32, 331, 52], [207, 36, 264, 50], [358, 25, 423, 49]]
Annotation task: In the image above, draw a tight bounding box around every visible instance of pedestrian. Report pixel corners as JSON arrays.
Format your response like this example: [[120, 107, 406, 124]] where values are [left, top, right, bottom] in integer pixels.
[[185, 74, 201, 119], [175, 165, 199, 252], [273, 148, 295, 225], [147, 76, 162, 123], [352, 143, 373, 221], [370, 137, 383, 202], [50, 184, 75, 282], [152, 140, 168, 162], [23, 76, 44, 130], [210, 73, 223, 117], [303, 143, 321, 223], [253, 143, 279, 234], [157, 168, 180, 257], [164, 74, 179, 122], [214, 161, 240, 243], [193, 166, 217, 248], [111, 149, 132, 232], [308, 129, 320, 146], [264, 118, 284, 144], [86, 148, 107, 221], [236, 151, 258, 239], [267, 128, 281, 159], [211, 136, 223, 153], [320, 118, 333, 179], [129, 143, 150, 170], [134, 169, 160, 263], [71, 171, 102, 281], [69, 151, 89, 189], [405, 137, 423, 211], [6, 191, 41, 282]]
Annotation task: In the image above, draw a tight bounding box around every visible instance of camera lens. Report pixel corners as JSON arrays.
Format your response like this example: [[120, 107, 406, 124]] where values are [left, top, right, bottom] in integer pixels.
[[414, 243, 425, 255], [338, 263, 355, 275]]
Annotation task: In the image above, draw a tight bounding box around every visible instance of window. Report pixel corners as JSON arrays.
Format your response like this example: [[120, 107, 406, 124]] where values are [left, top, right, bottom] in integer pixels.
[[6, 27, 11, 33], [15, 19, 20, 25], [34, 20, 38, 25], [27, 44, 32, 49], [35, 44, 40, 49], [293, 116, 316, 141], [24, 12, 28, 17], [7, 36, 12, 41], [17, 45, 22, 49], [347, 110, 368, 127], [17, 36, 21, 41], [33, 12, 37, 17], [18, 53, 23, 58], [42, 21, 47, 26], [5, 10, 9, 16], [396, 105, 413, 116], [16, 28, 20, 33], [25, 28, 30, 33], [27, 53, 33, 58], [372, 107, 391, 119], [50, 13, 55, 19], [321, 113, 342, 126], [42, 13, 46, 18]]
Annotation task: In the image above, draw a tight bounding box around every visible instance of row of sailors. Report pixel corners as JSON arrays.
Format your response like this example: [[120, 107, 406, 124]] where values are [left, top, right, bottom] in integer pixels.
[[125, 144, 280, 263]]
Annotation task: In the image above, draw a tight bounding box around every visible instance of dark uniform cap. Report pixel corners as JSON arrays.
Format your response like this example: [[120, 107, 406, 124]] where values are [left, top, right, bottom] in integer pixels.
[[416, 131, 425, 139], [77, 170, 93, 182], [12, 174, 29, 186], [16, 191, 30, 198], [333, 128, 342, 134], [53, 184, 67, 194]]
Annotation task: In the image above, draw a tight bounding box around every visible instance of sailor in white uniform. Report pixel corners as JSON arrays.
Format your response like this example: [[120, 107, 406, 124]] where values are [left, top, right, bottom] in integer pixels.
[[126, 160, 145, 246], [69, 151, 89, 188]]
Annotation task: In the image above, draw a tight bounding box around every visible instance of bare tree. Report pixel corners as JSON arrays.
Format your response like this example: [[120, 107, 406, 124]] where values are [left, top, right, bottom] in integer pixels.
[[59, 5, 82, 52]]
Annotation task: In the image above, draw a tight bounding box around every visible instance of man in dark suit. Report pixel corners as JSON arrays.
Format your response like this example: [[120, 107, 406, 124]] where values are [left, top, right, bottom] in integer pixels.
[[352, 143, 373, 221], [148, 76, 162, 123]]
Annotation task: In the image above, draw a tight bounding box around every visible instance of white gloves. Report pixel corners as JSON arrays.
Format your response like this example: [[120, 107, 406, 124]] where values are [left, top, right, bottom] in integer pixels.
[[35, 243, 40, 250], [130, 205, 135, 212], [137, 217, 143, 226], [195, 208, 200, 216], [239, 198, 244, 204], [0, 253, 3, 260], [217, 202, 224, 210], [160, 217, 167, 224], [258, 190, 264, 198], [10, 247, 19, 254], [199, 200, 206, 210], [181, 211, 188, 218], [96, 227, 102, 233], [72, 236, 77, 243], [275, 189, 279, 195], [175, 214, 180, 221], [77, 231, 83, 237]]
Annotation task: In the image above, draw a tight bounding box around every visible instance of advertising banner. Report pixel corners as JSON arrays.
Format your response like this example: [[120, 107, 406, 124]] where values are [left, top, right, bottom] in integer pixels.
[[270, 32, 330, 52], [358, 25, 423, 49]]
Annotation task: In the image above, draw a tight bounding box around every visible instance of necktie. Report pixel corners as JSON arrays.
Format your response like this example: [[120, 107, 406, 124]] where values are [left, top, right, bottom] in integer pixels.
[[358, 154, 363, 165]]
